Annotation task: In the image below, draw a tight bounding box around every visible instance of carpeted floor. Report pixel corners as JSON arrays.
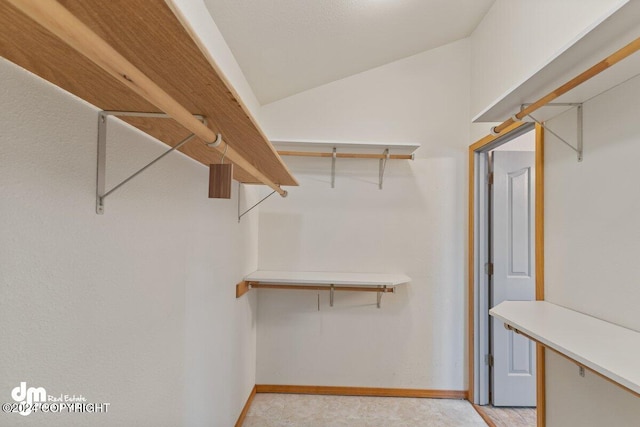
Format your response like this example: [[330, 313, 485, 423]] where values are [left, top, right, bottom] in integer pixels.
[[242, 393, 488, 427]]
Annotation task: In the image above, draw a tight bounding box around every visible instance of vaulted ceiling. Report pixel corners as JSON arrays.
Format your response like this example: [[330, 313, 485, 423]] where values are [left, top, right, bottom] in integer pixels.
[[203, 0, 495, 105]]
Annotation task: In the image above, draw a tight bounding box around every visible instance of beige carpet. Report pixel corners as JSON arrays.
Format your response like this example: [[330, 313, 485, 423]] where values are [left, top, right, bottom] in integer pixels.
[[242, 393, 488, 427]]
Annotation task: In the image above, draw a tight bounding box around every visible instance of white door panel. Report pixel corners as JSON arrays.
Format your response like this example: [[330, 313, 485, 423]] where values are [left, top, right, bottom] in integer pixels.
[[491, 151, 536, 407]]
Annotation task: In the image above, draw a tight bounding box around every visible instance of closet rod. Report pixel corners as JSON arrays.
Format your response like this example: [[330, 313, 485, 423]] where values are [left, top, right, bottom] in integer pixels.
[[8, 0, 287, 197], [278, 151, 414, 160], [249, 283, 396, 293], [492, 36, 640, 135]]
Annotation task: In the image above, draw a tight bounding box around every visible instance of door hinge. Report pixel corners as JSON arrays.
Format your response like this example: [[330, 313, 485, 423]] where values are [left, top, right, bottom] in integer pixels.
[[485, 354, 494, 367], [488, 172, 494, 186], [485, 262, 494, 276]]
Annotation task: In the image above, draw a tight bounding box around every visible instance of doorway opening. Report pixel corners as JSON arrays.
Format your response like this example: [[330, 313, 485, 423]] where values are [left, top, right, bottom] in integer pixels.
[[468, 122, 545, 427]]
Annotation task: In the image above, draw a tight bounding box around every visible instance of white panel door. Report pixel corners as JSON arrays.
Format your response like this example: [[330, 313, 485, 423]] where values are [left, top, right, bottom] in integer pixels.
[[491, 151, 536, 407]]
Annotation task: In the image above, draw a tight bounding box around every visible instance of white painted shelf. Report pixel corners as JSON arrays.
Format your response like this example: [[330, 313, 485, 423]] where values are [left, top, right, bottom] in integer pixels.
[[490, 301, 640, 396], [239, 271, 410, 307], [473, 0, 640, 123], [271, 140, 420, 156], [245, 270, 411, 287], [271, 140, 418, 189]]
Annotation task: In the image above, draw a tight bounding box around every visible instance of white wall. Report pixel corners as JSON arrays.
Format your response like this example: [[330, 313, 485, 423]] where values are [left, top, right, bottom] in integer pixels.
[[0, 59, 258, 426], [470, 0, 626, 120], [544, 74, 640, 425], [254, 39, 470, 389]]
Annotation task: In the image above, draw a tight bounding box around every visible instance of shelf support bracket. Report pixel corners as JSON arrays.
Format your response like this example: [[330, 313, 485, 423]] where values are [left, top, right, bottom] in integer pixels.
[[379, 149, 390, 190], [237, 183, 278, 223], [330, 284, 335, 307], [331, 147, 337, 188], [521, 103, 583, 162], [96, 111, 208, 214], [377, 285, 387, 308]]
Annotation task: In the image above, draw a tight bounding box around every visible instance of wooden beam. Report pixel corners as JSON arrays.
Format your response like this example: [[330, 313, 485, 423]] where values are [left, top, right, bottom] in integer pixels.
[[6, 0, 289, 195], [278, 151, 414, 160], [492, 36, 640, 135]]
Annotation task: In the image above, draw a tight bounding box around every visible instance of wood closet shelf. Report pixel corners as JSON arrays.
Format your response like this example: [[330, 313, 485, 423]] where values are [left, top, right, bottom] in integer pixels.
[[0, 0, 297, 187], [490, 301, 640, 397]]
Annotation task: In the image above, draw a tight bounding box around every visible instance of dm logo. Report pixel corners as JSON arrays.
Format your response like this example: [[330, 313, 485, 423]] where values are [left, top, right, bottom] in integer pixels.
[[11, 382, 46, 416]]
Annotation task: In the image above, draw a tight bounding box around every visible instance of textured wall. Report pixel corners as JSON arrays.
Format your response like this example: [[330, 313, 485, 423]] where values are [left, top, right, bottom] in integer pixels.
[[0, 58, 258, 427], [254, 39, 471, 390]]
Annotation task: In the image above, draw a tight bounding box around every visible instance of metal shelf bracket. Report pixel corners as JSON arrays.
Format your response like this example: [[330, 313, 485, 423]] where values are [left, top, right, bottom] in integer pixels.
[[237, 182, 282, 223], [379, 149, 390, 189], [330, 147, 392, 189], [331, 147, 337, 188], [96, 111, 212, 214], [521, 103, 583, 162], [330, 284, 335, 307], [377, 285, 388, 308]]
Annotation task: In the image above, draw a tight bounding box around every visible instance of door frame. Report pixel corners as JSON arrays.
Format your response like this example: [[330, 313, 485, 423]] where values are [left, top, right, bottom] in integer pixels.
[[468, 122, 545, 426]]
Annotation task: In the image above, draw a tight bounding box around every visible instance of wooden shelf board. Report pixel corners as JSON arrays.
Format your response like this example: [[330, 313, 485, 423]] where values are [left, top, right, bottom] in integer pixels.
[[490, 301, 640, 396], [272, 140, 420, 156], [245, 270, 411, 287], [0, 0, 297, 186], [473, 0, 640, 123]]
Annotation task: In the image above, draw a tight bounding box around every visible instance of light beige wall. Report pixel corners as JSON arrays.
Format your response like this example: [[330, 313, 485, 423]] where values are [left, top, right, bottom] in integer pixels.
[[0, 58, 259, 427], [255, 39, 471, 390], [544, 74, 640, 426]]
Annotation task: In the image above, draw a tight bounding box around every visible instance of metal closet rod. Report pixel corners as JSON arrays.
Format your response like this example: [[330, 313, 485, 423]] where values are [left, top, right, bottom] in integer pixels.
[[491, 36, 640, 136], [278, 151, 414, 160], [9, 0, 287, 197]]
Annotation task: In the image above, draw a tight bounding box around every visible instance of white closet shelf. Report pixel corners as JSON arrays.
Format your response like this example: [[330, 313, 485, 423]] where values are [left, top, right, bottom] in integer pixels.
[[490, 301, 640, 396], [272, 140, 420, 156], [473, 0, 640, 123], [236, 271, 411, 308], [245, 270, 410, 286], [271, 140, 419, 189]]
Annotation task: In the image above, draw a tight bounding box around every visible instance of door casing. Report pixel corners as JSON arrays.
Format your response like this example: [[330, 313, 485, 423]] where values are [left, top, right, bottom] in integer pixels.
[[468, 122, 545, 426]]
